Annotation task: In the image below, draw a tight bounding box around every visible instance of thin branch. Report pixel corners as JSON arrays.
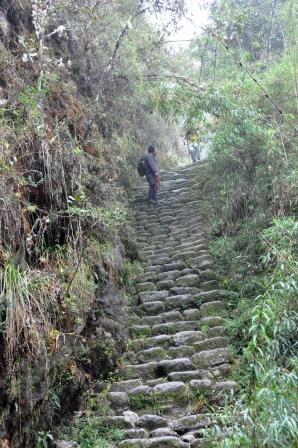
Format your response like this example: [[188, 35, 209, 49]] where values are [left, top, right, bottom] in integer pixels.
[[199, 35, 210, 83], [145, 73, 204, 90], [84, 3, 151, 141], [206, 27, 284, 116], [213, 41, 218, 83]]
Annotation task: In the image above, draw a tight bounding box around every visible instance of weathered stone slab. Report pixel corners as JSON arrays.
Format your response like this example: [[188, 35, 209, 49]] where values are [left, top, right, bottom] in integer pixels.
[[151, 428, 178, 438], [170, 286, 200, 295], [141, 315, 162, 326], [139, 291, 169, 303], [126, 362, 157, 380], [160, 311, 183, 322], [130, 385, 151, 396], [168, 345, 195, 358], [136, 414, 168, 430], [173, 331, 204, 346], [118, 440, 147, 448], [183, 309, 200, 320], [173, 414, 210, 432], [157, 280, 175, 290], [146, 437, 183, 447], [139, 347, 167, 362], [193, 290, 218, 304], [152, 321, 199, 336], [136, 282, 157, 292], [201, 280, 218, 291], [141, 301, 165, 314], [146, 334, 173, 348], [107, 415, 135, 429], [153, 381, 188, 401], [136, 272, 155, 283], [176, 274, 200, 287], [54, 442, 79, 448], [108, 391, 129, 407], [110, 379, 143, 393], [194, 337, 229, 352], [124, 429, 148, 439], [163, 262, 186, 271], [171, 251, 196, 261], [200, 316, 223, 327], [189, 379, 213, 393], [168, 369, 213, 382], [146, 378, 168, 387], [200, 301, 223, 316], [157, 358, 194, 375], [193, 348, 229, 368], [156, 270, 181, 282], [164, 294, 192, 310]]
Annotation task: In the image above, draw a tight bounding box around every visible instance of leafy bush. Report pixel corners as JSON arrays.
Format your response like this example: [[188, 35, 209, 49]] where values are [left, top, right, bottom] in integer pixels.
[[208, 218, 298, 447], [59, 416, 123, 448]]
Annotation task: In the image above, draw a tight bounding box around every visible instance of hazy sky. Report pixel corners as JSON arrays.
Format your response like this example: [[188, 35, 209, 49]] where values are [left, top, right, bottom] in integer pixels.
[[149, 1, 211, 50], [174, 0, 211, 43]]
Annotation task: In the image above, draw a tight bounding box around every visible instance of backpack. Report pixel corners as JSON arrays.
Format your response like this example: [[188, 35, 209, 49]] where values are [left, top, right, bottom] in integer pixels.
[[137, 156, 147, 177]]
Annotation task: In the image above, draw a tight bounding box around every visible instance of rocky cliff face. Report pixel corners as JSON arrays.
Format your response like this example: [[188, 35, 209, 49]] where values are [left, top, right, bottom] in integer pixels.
[[0, 2, 138, 446]]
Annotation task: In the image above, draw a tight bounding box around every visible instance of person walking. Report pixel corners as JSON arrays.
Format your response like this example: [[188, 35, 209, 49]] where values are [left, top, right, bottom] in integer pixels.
[[187, 142, 200, 163], [145, 145, 160, 205]]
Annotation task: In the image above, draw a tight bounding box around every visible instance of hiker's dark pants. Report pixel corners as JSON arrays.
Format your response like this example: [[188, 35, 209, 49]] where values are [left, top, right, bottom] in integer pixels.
[[146, 173, 157, 202]]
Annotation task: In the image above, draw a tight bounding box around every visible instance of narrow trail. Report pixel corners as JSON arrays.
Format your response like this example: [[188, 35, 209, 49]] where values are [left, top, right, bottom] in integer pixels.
[[108, 164, 236, 447]]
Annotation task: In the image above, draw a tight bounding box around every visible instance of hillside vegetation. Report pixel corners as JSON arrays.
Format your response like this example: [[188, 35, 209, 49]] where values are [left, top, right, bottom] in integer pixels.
[[0, 0, 297, 447]]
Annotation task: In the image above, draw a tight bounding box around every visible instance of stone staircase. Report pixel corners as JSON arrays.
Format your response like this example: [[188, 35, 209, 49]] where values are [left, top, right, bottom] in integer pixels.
[[107, 164, 236, 447]]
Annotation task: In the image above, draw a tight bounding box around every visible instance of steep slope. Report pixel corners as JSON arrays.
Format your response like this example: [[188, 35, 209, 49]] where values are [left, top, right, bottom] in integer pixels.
[[101, 164, 235, 447]]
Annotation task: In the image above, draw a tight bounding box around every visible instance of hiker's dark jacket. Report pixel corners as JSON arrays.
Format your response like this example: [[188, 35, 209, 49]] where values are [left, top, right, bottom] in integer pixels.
[[145, 153, 159, 175]]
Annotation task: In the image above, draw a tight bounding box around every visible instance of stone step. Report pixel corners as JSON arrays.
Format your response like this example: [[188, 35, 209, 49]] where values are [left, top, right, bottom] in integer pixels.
[[121, 164, 233, 447], [157, 358, 195, 375], [125, 362, 158, 380], [200, 301, 224, 316], [118, 436, 188, 447], [124, 378, 235, 416], [138, 290, 169, 304], [128, 338, 204, 362], [168, 369, 213, 382], [170, 286, 200, 296], [133, 295, 196, 316], [155, 270, 182, 282], [150, 320, 201, 336], [136, 282, 157, 292], [128, 381, 190, 412], [137, 311, 183, 327], [110, 379, 143, 393], [164, 294, 196, 312], [173, 414, 211, 433]]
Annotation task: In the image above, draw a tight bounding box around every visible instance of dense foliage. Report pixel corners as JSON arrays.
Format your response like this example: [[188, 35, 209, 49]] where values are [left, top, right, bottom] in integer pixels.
[[0, 0, 297, 446], [178, 1, 297, 446]]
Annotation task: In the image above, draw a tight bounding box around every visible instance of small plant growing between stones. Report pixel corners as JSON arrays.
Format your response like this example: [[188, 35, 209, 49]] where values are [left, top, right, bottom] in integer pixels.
[[119, 260, 142, 290], [129, 390, 161, 413], [201, 324, 210, 337]]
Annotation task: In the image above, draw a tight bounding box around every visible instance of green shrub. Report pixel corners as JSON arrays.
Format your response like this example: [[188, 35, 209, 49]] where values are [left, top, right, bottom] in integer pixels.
[[59, 416, 123, 448]]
